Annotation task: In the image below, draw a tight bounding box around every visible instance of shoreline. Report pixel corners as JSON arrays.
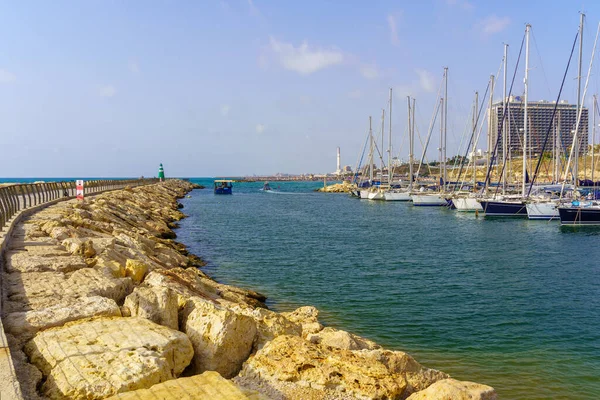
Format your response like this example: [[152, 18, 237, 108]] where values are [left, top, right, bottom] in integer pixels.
[[1, 180, 496, 400]]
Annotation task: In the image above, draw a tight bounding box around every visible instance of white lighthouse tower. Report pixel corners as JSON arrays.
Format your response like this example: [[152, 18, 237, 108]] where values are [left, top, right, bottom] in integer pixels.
[[335, 147, 341, 176]]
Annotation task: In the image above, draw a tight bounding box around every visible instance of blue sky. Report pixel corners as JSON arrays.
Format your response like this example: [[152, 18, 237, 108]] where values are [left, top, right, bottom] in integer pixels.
[[0, 0, 599, 177]]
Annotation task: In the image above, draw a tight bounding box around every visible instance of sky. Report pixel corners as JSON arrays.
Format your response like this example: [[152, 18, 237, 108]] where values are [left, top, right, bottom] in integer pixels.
[[1, 0, 600, 177]]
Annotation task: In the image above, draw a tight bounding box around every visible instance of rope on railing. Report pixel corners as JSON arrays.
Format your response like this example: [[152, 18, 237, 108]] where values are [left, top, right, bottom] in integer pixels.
[[0, 178, 160, 230]]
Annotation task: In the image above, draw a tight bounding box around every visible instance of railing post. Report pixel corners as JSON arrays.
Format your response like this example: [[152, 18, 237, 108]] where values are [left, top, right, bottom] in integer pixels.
[[0, 188, 9, 227]]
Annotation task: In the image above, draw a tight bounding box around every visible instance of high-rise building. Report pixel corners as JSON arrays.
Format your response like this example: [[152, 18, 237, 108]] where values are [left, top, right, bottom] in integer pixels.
[[490, 97, 588, 159]]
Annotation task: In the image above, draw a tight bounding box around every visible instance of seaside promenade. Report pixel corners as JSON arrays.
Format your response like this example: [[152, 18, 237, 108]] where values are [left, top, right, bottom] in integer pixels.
[[0, 179, 497, 400]]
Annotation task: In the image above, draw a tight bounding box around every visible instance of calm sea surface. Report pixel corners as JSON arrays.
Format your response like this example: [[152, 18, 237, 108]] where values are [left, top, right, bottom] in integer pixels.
[[176, 179, 600, 399]]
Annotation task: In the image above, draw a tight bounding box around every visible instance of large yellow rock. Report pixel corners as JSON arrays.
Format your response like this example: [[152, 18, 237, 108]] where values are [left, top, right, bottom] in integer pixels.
[[123, 286, 179, 330], [306, 327, 380, 350], [281, 306, 323, 337], [125, 259, 148, 284], [229, 305, 302, 350], [406, 378, 497, 400], [239, 335, 408, 399], [105, 371, 258, 400], [4, 295, 121, 342], [24, 317, 194, 400], [240, 335, 450, 400], [182, 297, 257, 378]]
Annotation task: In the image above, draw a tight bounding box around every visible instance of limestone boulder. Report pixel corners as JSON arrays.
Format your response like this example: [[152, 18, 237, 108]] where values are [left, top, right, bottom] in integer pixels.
[[4, 296, 121, 342], [406, 378, 497, 400], [125, 259, 148, 284], [239, 335, 408, 399], [105, 371, 259, 400], [361, 349, 449, 395], [123, 286, 179, 330], [25, 317, 194, 400], [4, 268, 132, 315], [229, 304, 302, 350], [306, 327, 380, 351], [61, 238, 96, 258], [49, 226, 73, 241], [144, 268, 266, 308], [5, 253, 87, 273], [182, 297, 257, 378], [281, 306, 323, 336]]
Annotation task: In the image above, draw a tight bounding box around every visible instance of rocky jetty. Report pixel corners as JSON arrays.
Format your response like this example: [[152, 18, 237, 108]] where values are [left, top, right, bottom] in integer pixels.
[[317, 182, 356, 193], [0, 180, 496, 399]]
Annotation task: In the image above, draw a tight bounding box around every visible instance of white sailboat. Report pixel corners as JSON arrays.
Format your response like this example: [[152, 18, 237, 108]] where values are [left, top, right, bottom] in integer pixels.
[[412, 67, 449, 206], [385, 90, 413, 201]]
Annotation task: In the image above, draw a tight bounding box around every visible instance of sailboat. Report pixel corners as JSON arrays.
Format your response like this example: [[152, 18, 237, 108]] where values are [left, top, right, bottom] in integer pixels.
[[480, 25, 532, 217], [531, 14, 594, 220], [449, 88, 485, 211], [385, 90, 413, 201], [558, 15, 600, 225], [412, 67, 449, 206]]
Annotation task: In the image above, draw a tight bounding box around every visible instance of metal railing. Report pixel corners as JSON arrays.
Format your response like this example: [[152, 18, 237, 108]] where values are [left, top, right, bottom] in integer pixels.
[[0, 178, 159, 229]]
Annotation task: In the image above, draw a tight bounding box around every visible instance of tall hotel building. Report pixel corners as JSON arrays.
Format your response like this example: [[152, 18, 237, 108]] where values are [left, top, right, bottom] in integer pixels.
[[489, 96, 588, 158]]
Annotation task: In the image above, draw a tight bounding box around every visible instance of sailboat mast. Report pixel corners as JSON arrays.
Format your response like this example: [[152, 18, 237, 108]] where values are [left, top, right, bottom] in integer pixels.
[[575, 13, 584, 188], [473, 92, 479, 187], [440, 96, 444, 191], [407, 97, 412, 191], [369, 116, 374, 182], [503, 43, 508, 194], [489, 74, 495, 187], [381, 108, 385, 184], [593, 95, 597, 183], [443, 67, 448, 191], [523, 24, 530, 197], [389, 88, 393, 185]]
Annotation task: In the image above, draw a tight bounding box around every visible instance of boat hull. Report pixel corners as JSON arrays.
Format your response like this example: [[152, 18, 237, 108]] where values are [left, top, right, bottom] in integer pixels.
[[479, 200, 527, 217], [452, 197, 483, 212], [214, 188, 232, 195], [367, 190, 385, 200], [558, 206, 600, 225], [526, 202, 559, 220], [412, 194, 448, 206], [384, 191, 412, 201]]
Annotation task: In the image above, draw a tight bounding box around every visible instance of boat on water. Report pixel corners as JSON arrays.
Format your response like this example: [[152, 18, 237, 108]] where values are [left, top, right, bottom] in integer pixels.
[[412, 191, 449, 206], [558, 200, 600, 225], [479, 196, 527, 216], [450, 193, 484, 211], [261, 182, 272, 191], [213, 179, 233, 195]]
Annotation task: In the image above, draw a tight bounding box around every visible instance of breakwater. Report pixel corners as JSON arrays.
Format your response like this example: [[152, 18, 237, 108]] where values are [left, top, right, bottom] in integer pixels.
[[0, 180, 495, 399]]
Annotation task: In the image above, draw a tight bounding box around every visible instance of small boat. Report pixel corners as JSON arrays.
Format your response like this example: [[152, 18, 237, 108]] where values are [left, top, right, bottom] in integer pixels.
[[213, 179, 233, 195], [261, 182, 272, 191]]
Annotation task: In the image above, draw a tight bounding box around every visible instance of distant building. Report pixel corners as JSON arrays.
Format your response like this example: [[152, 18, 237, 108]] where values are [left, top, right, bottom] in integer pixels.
[[490, 97, 588, 158]]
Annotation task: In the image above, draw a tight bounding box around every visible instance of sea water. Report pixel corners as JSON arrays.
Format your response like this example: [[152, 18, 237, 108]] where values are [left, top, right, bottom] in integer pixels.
[[157, 179, 599, 399]]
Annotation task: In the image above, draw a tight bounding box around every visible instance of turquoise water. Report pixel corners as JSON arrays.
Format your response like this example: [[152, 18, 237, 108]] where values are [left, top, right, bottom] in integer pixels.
[[177, 179, 600, 399]]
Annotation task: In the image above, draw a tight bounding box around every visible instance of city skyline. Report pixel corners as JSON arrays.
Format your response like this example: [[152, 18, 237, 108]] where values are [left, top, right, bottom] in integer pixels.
[[1, 1, 599, 177]]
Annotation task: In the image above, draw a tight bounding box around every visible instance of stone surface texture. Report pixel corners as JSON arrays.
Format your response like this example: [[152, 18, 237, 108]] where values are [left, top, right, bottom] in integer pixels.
[[0, 179, 495, 400]]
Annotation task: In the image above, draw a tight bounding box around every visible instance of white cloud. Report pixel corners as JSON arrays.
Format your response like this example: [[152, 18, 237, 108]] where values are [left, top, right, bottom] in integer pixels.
[[256, 123, 266, 134], [360, 64, 379, 80], [269, 37, 344, 75], [477, 15, 511, 35], [415, 69, 435, 93], [99, 85, 117, 98], [0, 69, 16, 84], [128, 60, 140, 74], [387, 14, 400, 46], [221, 105, 230, 116]]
